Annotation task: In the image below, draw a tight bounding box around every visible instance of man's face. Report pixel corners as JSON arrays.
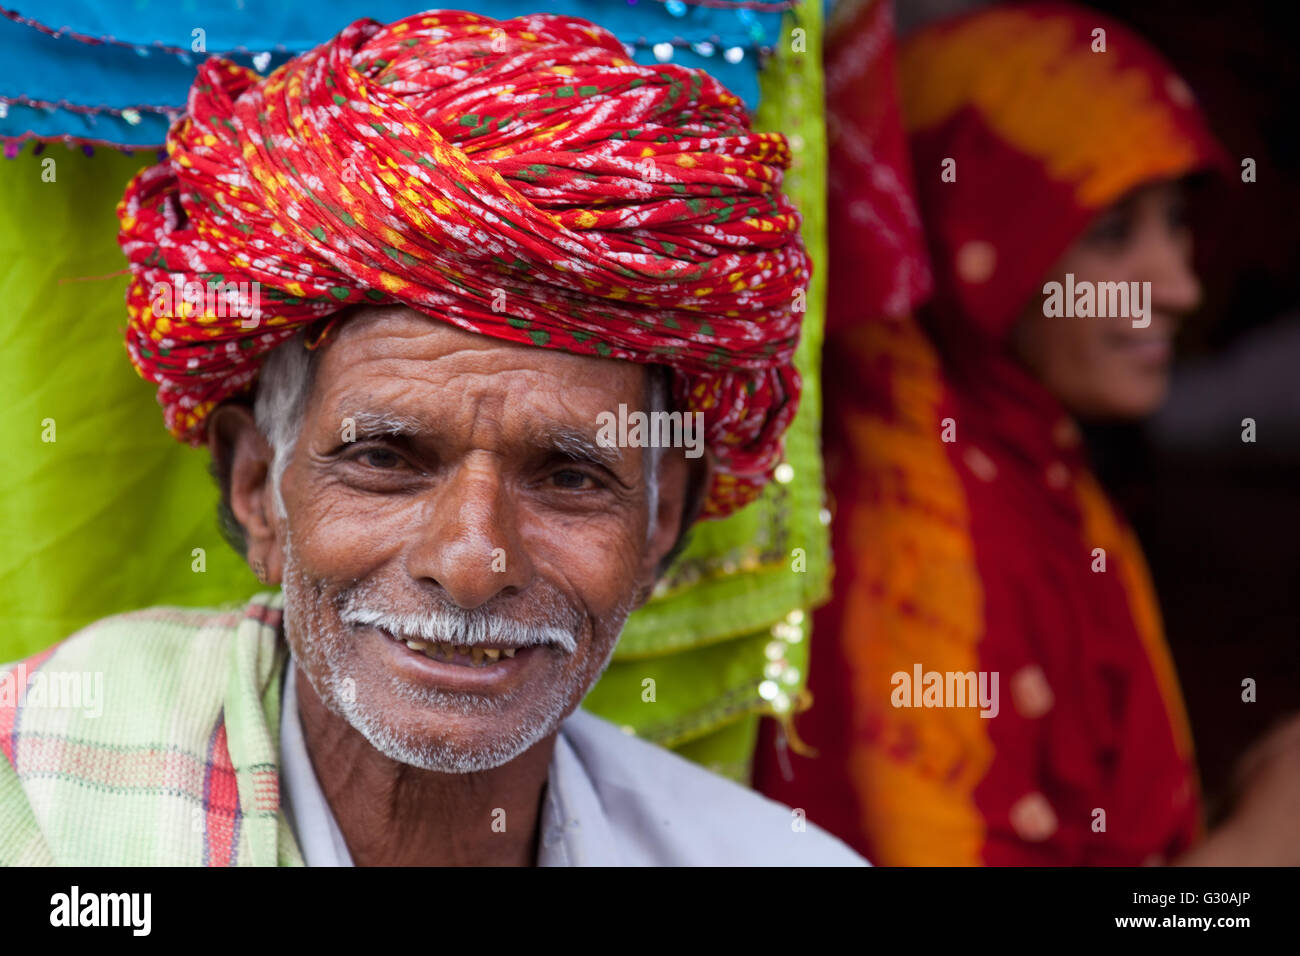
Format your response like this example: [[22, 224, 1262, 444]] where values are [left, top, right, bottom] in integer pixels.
[[268, 307, 673, 772]]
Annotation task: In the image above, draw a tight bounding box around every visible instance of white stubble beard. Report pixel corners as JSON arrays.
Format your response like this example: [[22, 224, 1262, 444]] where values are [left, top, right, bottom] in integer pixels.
[[278, 533, 633, 773]]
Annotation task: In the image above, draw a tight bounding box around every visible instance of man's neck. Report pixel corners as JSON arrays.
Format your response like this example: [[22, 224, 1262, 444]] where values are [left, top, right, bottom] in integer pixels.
[[293, 662, 556, 866]]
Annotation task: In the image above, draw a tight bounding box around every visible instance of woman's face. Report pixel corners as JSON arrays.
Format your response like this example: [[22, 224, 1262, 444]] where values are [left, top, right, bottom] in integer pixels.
[[1010, 181, 1202, 420]]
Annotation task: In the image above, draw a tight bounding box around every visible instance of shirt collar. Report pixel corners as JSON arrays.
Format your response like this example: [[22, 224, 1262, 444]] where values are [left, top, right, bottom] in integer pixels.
[[279, 663, 355, 866], [279, 660, 617, 866]]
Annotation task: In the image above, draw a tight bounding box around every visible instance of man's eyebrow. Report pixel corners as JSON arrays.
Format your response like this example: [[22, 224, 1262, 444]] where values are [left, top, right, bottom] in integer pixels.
[[535, 424, 625, 471], [329, 410, 627, 471], [339, 409, 425, 438]]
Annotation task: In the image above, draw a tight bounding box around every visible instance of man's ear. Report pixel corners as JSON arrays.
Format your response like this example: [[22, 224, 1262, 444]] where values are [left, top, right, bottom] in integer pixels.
[[638, 449, 712, 604], [207, 404, 285, 584]]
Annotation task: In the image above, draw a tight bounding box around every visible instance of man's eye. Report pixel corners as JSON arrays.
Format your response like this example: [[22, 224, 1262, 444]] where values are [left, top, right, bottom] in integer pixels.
[[355, 447, 403, 469], [551, 469, 596, 490]]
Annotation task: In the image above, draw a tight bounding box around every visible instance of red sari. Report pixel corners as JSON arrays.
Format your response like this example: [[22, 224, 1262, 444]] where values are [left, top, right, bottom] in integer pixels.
[[754, 1, 1227, 865]]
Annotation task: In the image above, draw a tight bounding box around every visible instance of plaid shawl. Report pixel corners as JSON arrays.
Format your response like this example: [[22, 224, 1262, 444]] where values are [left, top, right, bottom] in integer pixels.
[[0, 592, 304, 866]]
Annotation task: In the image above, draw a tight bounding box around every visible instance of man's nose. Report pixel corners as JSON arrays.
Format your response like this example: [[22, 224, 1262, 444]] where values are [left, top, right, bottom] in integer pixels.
[[404, 460, 534, 608]]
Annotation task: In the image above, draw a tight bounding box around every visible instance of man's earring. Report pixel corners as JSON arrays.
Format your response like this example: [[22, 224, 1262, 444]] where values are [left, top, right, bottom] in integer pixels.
[[252, 560, 266, 583]]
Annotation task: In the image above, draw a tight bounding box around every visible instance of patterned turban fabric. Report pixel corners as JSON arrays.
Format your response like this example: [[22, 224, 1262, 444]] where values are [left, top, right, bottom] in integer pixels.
[[116, 10, 809, 518]]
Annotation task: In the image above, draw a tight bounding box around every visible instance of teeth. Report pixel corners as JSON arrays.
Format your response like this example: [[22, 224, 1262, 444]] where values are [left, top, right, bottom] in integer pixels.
[[396, 634, 519, 667]]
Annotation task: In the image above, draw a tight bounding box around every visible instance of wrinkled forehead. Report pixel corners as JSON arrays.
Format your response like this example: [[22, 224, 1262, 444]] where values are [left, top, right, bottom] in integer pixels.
[[303, 305, 653, 443]]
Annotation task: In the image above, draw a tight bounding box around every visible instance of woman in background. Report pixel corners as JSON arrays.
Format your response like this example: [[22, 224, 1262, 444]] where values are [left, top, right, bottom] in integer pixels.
[[755, 0, 1300, 865]]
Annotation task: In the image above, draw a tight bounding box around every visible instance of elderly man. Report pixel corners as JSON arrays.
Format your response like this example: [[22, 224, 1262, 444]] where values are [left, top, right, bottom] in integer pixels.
[[0, 11, 862, 866]]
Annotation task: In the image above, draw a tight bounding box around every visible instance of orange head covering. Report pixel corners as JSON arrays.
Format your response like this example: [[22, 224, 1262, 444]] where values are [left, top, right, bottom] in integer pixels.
[[899, 0, 1229, 344]]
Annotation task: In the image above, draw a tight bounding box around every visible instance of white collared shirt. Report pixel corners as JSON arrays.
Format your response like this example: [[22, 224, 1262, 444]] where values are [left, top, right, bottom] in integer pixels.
[[278, 663, 867, 867]]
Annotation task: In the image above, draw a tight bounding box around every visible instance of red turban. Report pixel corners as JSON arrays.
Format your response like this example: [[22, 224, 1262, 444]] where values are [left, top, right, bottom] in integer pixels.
[[117, 10, 809, 518]]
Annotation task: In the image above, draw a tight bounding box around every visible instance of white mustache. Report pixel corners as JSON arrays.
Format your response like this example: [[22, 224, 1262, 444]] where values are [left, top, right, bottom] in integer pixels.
[[341, 604, 579, 654]]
